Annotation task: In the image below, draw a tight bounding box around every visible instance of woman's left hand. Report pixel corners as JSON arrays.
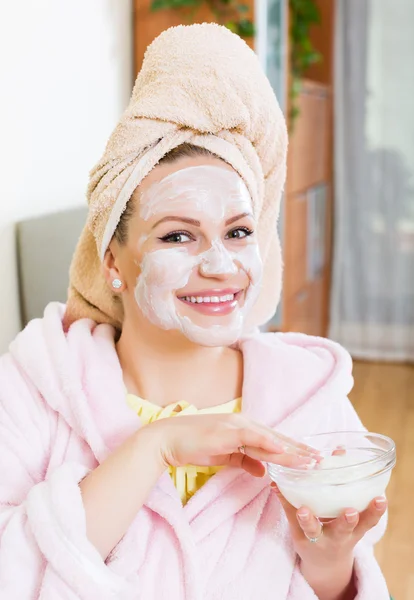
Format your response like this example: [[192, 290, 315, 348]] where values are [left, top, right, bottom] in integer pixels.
[[271, 482, 387, 568]]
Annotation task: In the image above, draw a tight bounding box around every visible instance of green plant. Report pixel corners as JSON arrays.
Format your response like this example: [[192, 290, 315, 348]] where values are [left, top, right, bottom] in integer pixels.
[[289, 0, 322, 127], [151, 0, 255, 39]]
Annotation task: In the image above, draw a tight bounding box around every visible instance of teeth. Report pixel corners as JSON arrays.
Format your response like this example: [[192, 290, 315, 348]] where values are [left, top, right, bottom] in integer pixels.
[[182, 293, 236, 303]]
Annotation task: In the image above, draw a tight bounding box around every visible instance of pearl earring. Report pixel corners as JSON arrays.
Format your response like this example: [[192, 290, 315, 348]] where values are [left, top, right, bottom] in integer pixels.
[[112, 278, 122, 290]]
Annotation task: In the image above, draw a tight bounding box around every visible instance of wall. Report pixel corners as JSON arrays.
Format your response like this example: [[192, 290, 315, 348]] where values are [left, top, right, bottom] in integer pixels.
[[0, 0, 133, 353]]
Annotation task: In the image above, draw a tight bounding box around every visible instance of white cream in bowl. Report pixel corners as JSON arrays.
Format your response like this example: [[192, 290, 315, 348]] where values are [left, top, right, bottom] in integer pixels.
[[267, 432, 396, 518]]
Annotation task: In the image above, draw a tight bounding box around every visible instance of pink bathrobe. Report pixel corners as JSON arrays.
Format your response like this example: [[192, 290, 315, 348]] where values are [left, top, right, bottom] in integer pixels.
[[0, 303, 389, 599]]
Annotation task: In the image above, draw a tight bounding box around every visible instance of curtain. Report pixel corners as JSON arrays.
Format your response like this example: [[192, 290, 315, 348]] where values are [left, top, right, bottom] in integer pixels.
[[330, 0, 414, 362]]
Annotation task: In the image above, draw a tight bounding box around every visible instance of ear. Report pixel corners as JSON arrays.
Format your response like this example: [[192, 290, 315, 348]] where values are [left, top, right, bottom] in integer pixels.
[[102, 242, 126, 293]]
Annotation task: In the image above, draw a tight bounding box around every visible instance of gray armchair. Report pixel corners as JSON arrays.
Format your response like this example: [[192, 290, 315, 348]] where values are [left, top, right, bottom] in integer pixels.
[[16, 206, 88, 326]]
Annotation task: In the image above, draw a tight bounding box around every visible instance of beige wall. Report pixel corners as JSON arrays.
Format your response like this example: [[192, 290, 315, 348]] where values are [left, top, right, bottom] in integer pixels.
[[0, 0, 133, 353]]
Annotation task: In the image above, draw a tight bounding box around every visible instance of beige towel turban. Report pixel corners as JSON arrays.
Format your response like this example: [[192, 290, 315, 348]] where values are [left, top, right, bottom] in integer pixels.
[[65, 23, 288, 331]]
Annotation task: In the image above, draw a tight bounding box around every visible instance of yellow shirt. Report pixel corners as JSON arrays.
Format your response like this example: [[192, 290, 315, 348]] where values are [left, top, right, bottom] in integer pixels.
[[126, 393, 241, 505]]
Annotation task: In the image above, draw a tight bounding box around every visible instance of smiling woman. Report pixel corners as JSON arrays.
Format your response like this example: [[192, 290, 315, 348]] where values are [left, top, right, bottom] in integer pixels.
[[0, 23, 391, 600]]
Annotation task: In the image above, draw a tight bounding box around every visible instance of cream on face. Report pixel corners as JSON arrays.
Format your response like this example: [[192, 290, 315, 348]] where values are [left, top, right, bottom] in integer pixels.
[[134, 166, 263, 347], [139, 166, 251, 223]]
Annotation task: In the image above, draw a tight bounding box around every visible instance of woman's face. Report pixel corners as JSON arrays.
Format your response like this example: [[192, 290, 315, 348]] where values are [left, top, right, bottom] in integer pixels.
[[107, 156, 263, 346]]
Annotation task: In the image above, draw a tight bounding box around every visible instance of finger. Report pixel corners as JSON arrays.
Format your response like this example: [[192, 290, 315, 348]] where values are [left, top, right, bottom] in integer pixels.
[[332, 445, 346, 456], [328, 508, 360, 538], [233, 417, 321, 459], [263, 428, 321, 458], [228, 453, 266, 477], [276, 442, 322, 461], [226, 426, 317, 469], [247, 446, 318, 469], [239, 417, 320, 458], [216, 426, 282, 462], [231, 428, 317, 468], [353, 497, 387, 540], [296, 507, 323, 541], [232, 426, 286, 455]]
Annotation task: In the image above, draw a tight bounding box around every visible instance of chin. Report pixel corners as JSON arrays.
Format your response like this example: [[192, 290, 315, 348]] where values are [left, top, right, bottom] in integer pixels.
[[176, 310, 243, 348], [181, 321, 242, 348]]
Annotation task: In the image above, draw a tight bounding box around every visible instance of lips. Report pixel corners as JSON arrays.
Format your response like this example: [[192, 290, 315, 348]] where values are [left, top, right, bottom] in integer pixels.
[[177, 289, 242, 316]]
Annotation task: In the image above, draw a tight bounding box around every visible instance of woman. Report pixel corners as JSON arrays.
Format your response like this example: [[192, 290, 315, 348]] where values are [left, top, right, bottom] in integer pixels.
[[0, 24, 389, 600]]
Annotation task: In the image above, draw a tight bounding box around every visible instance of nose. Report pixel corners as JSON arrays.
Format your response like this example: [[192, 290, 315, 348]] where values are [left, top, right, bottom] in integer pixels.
[[199, 239, 238, 279]]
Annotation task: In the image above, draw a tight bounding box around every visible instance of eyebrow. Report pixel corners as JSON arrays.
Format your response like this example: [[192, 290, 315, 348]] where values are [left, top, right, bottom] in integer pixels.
[[226, 212, 253, 225], [151, 212, 253, 229]]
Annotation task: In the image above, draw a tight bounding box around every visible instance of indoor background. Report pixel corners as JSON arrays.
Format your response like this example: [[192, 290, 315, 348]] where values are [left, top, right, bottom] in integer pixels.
[[0, 1, 413, 597]]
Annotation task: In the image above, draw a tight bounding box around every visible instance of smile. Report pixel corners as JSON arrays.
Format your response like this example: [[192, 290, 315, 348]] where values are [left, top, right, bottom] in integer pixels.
[[182, 294, 235, 304], [177, 289, 242, 316]]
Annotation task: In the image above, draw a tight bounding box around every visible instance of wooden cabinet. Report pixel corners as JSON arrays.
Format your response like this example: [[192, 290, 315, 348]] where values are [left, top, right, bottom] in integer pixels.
[[279, 76, 333, 337], [286, 82, 330, 195], [277, 0, 336, 338], [283, 192, 308, 300], [284, 278, 324, 337]]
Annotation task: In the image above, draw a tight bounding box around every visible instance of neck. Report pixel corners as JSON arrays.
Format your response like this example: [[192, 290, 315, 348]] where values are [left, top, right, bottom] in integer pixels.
[[116, 313, 243, 408]]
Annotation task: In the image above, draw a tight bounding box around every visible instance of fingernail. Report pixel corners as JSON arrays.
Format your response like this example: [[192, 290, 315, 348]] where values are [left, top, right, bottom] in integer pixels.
[[303, 458, 317, 469], [293, 456, 316, 465], [345, 511, 358, 523], [375, 497, 387, 510], [297, 511, 310, 522]]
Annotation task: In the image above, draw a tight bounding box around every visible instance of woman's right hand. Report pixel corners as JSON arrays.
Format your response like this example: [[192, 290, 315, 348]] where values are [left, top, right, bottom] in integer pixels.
[[146, 413, 320, 477], [79, 413, 320, 560]]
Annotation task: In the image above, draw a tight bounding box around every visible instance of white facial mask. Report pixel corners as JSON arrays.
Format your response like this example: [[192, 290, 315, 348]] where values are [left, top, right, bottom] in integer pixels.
[[199, 237, 238, 277], [140, 165, 252, 223], [134, 166, 263, 347]]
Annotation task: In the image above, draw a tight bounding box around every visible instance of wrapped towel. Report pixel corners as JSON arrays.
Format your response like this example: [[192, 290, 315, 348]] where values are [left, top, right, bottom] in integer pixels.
[[65, 23, 288, 330]]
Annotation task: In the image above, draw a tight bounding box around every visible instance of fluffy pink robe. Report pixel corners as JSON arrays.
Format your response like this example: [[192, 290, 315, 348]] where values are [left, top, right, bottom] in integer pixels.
[[0, 303, 389, 599]]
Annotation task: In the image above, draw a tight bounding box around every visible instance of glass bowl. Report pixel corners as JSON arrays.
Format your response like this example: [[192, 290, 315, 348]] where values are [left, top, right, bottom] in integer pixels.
[[267, 431, 396, 518]]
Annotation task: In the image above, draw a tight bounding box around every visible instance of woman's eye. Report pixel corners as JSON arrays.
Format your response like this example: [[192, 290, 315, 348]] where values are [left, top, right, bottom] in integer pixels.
[[225, 227, 254, 240], [158, 231, 194, 244]]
